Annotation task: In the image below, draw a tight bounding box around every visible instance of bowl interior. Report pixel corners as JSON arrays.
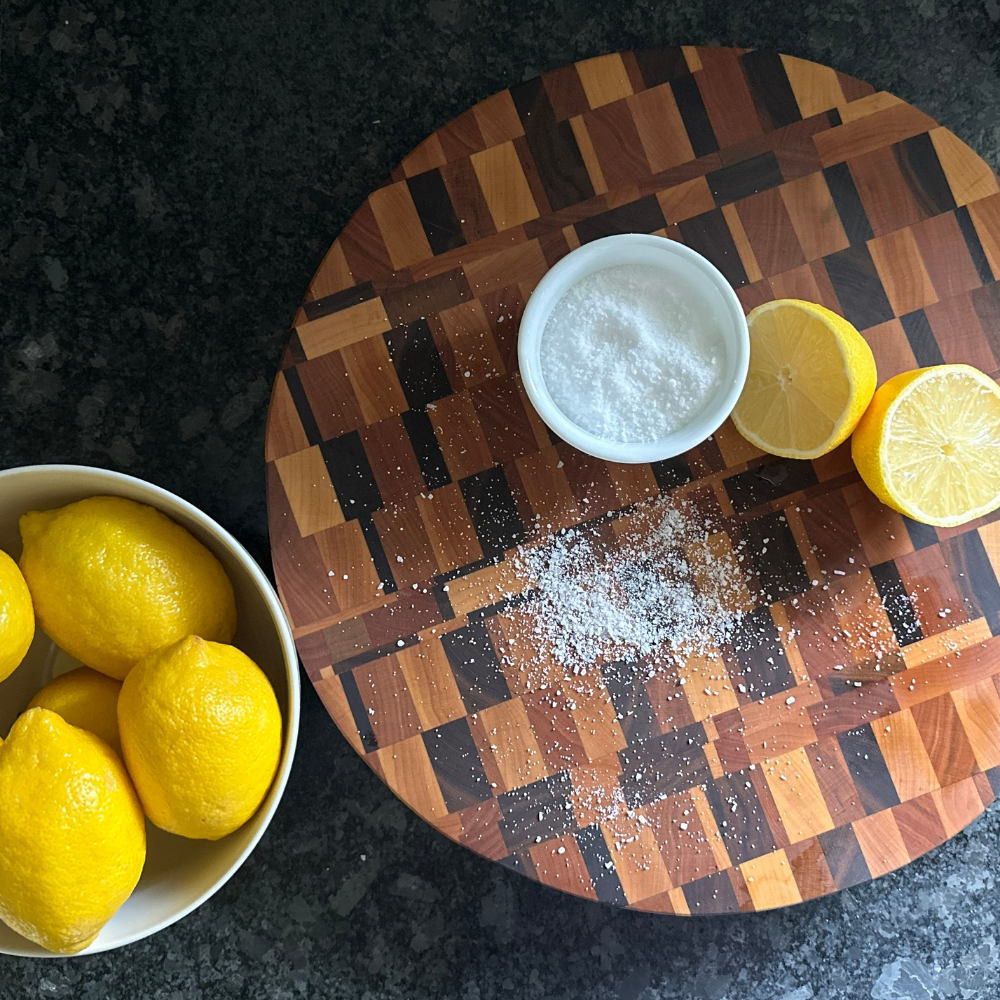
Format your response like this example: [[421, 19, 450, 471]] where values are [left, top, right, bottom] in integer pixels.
[[518, 234, 749, 464], [0, 465, 299, 957]]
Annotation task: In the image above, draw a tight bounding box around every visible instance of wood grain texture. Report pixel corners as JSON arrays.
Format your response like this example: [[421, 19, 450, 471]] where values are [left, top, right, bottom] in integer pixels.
[[266, 47, 1000, 914]]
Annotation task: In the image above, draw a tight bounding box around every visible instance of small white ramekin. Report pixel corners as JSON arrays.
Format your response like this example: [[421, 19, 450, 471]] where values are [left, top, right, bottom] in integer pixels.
[[0, 465, 300, 957], [518, 233, 750, 464]]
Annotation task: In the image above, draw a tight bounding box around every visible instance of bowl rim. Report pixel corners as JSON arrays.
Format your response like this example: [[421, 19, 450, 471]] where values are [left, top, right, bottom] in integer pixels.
[[0, 463, 301, 958], [517, 233, 750, 464]]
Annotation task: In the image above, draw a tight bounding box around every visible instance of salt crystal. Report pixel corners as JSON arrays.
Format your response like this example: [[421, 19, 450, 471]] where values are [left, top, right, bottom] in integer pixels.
[[540, 264, 724, 443]]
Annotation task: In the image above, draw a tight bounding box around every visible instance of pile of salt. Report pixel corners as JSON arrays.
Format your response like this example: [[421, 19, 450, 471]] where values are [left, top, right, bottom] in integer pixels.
[[539, 263, 725, 443]]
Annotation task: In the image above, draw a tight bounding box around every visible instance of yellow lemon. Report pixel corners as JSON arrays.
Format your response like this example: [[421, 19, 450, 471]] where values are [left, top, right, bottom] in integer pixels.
[[118, 635, 282, 840], [19, 495, 237, 680], [28, 667, 123, 757], [0, 708, 145, 953], [0, 550, 34, 683], [731, 298, 877, 459], [852, 364, 1000, 527]]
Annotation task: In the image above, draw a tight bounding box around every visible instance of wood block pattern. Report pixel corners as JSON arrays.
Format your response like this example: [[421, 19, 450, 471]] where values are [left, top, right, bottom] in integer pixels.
[[266, 48, 1000, 914]]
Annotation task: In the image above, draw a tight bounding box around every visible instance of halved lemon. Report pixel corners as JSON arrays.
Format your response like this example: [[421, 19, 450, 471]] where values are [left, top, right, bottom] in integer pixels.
[[731, 299, 877, 459], [852, 364, 1000, 527]]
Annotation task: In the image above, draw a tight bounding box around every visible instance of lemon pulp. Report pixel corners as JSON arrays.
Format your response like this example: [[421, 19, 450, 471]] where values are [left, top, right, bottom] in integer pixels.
[[731, 298, 877, 459], [852, 364, 1000, 527]]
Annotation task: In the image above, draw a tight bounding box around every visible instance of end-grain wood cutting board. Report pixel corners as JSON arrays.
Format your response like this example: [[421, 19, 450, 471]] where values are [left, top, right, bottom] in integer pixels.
[[265, 47, 1000, 914]]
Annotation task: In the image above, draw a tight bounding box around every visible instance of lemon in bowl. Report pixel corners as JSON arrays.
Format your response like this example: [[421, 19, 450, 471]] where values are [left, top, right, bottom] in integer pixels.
[[0, 708, 145, 954], [0, 465, 299, 957], [28, 667, 124, 757], [119, 635, 282, 841], [0, 550, 34, 684], [19, 495, 237, 681]]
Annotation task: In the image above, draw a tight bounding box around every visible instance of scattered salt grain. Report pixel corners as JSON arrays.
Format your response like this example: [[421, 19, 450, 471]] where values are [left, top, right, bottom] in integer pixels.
[[503, 494, 748, 678]]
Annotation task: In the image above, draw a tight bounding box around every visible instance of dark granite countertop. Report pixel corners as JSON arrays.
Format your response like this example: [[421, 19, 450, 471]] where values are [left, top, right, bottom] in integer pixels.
[[3, 1, 1000, 997]]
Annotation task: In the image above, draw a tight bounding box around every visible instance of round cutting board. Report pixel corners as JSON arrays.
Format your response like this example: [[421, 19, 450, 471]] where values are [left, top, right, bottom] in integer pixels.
[[265, 46, 1000, 914]]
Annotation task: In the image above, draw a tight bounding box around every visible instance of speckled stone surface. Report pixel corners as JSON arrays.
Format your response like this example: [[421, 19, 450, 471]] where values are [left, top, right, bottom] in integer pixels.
[[4, 1, 1000, 996]]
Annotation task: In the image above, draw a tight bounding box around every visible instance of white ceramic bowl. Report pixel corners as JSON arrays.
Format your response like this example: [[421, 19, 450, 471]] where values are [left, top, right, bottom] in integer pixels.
[[518, 233, 750, 464], [0, 465, 300, 957]]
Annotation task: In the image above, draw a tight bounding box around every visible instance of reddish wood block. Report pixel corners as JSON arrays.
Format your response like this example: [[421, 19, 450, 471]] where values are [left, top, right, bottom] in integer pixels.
[[361, 417, 425, 503], [339, 201, 396, 282], [892, 791, 947, 860], [429, 392, 494, 481], [458, 798, 508, 860], [768, 263, 823, 304], [584, 101, 651, 190], [521, 689, 590, 773], [925, 295, 997, 373], [469, 375, 540, 466], [696, 49, 762, 147], [644, 791, 722, 887], [436, 108, 487, 161], [867, 228, 938, 315], [911, 212, 984, 301], [372, 498, 438, 589], [863, 319, 920, 385], [786, 837, 837, 899], [910, 694, 978, 787], [530, 833, 598, 899], [848, 145, 929, 238], [516, 445, 583, 532], [441, 157, 497, 245], [799, 491, 868, 577], [296, 351, 366, 440], [736, 188, 806, 278], [416, 483, 484, 573], [354, 657, 422, 747], [896, 545, 974, 638]]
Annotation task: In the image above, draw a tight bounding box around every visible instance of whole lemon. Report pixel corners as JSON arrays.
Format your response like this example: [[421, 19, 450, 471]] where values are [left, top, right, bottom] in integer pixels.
[[0, 549, 34, 683], [0, 708, 146, 953], [118, 635, 282, 840], [28, 667, 123, 756], [19, 496, 237, 680]]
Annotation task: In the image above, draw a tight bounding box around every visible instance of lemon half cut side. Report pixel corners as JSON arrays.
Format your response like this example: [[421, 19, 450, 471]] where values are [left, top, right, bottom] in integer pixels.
[[731, 298, 877, 460], [852, 364, 1000, 528]]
